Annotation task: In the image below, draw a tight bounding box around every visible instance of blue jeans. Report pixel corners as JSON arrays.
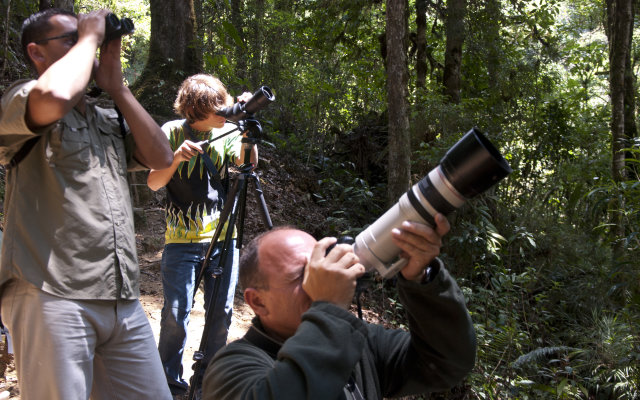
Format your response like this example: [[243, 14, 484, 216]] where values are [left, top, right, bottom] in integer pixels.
[[157, 241, 238, 395]]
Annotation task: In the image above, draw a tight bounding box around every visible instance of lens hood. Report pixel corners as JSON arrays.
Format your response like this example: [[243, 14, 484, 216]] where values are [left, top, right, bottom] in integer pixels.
[[439, 127, 512, 199]]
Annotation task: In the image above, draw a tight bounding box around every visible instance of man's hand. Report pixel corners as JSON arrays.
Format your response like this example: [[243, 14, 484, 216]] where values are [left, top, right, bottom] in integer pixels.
[[393, 214, 450, 282], [302, 238, 365, 309], [174, 140, 204, 164], [94, 36, 123, 96], [237, 92, 253, 104], [76, 10, 108, 46]]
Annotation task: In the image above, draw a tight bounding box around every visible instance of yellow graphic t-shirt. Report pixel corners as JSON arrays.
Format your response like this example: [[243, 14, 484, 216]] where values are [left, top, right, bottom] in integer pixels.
[[162, 120, 242, 244]]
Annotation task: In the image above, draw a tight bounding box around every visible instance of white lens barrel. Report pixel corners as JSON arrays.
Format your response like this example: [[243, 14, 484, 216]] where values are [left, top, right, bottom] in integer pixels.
[[353, 166, 467, 279], [429, 168, 465, 209], [353, 128, 512, 279], [353, 181, 433, 278]]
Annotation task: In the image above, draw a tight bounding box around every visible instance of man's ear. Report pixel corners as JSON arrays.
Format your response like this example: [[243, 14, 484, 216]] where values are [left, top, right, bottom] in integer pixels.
[[244, 288, 268, 317], [26, 43, 45, 68]]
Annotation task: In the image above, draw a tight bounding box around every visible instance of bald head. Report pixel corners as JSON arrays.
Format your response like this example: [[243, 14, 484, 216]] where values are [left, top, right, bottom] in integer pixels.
[[240, 228, 317, 341], [238, 227, 315, 291]]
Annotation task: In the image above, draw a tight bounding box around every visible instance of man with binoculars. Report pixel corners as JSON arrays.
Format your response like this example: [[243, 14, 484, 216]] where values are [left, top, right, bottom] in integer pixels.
[[0, 8, 173, 399], [202, 214, 477, 399]]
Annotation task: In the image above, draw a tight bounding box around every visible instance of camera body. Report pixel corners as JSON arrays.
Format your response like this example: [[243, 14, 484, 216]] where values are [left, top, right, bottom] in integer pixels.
[[354, 127, 512, 279], [104, 13, 135, 43]]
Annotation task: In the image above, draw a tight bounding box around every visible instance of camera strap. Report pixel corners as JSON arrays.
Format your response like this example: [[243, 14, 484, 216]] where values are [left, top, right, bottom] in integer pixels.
[[182, 122, 227, 194], [5, 136, 39, 170]]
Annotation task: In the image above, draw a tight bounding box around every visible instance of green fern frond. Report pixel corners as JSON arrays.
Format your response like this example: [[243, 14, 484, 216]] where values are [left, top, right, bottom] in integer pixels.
[[512, 346, 575, 370]]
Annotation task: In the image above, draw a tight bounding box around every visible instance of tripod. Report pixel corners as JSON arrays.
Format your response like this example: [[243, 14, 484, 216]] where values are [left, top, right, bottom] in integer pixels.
[[187, 132, 272, 400]]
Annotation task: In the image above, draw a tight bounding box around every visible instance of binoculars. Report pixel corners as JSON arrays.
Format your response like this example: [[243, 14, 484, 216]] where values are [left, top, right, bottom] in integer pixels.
[[104, 13, 134, 42]]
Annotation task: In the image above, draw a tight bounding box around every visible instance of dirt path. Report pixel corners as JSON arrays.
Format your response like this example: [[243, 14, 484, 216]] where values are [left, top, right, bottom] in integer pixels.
[[138, 244, 254, 388]]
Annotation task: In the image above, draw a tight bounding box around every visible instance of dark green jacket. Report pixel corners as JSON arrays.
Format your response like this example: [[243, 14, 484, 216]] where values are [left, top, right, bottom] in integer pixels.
[[203, 260, 476, 399]]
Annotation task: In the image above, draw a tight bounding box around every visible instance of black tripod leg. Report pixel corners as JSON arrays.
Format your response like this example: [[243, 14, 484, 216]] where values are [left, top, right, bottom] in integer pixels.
[[250, 173, 273, 229], [188, 176, 246, 400], [236, 174, 249, 248], [192, 176, 241, 296]]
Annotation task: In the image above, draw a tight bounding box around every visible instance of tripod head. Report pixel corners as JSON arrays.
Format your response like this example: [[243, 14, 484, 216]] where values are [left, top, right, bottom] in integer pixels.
[[198, 85, 274, 148], [195, 118, 263, 148], [238, 118, 264, 145]]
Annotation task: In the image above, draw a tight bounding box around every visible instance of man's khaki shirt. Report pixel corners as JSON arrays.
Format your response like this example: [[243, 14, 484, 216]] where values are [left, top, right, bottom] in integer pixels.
[[0, 79, 142, 300]]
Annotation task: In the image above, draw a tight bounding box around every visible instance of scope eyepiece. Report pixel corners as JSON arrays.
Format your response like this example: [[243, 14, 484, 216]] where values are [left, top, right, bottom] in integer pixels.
[[104, 13, 135, 43]]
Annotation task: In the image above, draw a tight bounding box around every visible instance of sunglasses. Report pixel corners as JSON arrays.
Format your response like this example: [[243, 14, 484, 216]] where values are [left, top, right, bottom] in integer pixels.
[[34, 30, 78, 45]]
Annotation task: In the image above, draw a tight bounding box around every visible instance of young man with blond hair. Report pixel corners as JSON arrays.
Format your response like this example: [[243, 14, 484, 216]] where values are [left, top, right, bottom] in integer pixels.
[[148, 74, 257, 398]]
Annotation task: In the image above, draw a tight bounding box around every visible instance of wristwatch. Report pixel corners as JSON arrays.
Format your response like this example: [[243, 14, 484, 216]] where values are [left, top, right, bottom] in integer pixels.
[[420, 259, 441, 284]]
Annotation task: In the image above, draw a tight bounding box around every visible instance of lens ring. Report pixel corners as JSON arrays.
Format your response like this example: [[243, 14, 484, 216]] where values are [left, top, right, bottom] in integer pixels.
[[433, 167, 466, 205], [406, 188, 436, 227]]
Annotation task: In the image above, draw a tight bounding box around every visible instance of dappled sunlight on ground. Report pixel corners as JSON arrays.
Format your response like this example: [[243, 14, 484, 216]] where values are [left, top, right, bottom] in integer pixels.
[[139, 247, 254, 387]]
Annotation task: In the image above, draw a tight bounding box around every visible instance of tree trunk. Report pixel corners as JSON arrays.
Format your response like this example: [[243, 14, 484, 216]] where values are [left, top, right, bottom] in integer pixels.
[[132, 0, 201, 119], [1, 0, 10, 77], [194, 0, 203, 38], [265, 0, 293, 133], [415, 0, 427, 89], [231, 0, 247, 88], [386, 0, 411, 205], [249, 0, 265, 88], [193, 0, 204, 61], [606, 0, 633, 260], [623, 1, 637, 176], [443, 0, 466, 104], [39, 0, 51, 10], [484, 0, 503, 126], [266, 0, 291, 91]]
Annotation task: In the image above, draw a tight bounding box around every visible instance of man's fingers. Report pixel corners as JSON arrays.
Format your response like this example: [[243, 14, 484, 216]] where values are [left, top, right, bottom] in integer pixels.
[[311, 237, 337, 262], [434, 213, 451, 237], [324, 243, 354, 262], [346, 262, 366, 279], [392, 222, 441, 250]]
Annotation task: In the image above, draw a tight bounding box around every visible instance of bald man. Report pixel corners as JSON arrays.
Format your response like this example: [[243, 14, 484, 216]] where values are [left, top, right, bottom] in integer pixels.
[[202, 214, 477, 400]]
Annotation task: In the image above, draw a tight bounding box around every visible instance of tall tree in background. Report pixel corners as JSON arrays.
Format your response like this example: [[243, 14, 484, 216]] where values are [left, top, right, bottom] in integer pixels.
[[1, 0, 11, 77], [265, 0, 294, 97], [415, 0, 428, 89], [248, 0, 265, 88], [230, 0, 247, 86], [39, 0, 73, 11], [386, 0, 411, 204], [605, 0, 634, 259], [482, 0, 503, 129], [443, 0, 465, 104], [132, 0, 201, 118]]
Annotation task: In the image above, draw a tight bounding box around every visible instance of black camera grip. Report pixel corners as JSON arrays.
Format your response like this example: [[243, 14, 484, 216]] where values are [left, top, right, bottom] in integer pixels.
[[325, 236, 355, 256]]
